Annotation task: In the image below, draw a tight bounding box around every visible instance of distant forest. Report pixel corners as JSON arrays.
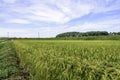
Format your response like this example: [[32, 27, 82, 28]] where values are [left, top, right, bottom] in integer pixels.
[[56, 31, 120, 38], [1, 31, 120, 40]]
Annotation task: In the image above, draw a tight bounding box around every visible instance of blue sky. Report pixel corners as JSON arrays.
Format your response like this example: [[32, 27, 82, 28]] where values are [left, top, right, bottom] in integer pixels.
[[0, 0, 120, 37]]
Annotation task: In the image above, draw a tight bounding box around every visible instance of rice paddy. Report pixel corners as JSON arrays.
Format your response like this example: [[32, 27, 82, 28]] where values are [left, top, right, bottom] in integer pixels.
[[13, 40, 120, 80]]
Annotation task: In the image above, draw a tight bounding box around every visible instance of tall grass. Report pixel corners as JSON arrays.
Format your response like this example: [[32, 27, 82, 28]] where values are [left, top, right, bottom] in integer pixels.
[[13, 40, 120, 80]]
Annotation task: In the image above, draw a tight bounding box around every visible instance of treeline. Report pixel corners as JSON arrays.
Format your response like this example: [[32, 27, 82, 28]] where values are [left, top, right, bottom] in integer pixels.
[[56, 31, 120, 38]]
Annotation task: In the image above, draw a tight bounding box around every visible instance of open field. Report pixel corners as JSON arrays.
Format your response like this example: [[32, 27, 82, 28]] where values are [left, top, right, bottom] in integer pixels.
[[13, 40, 120, 80]]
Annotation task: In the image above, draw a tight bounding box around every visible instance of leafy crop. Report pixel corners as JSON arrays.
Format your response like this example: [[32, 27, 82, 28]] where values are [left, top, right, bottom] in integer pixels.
[[13, 40, 120, 80]]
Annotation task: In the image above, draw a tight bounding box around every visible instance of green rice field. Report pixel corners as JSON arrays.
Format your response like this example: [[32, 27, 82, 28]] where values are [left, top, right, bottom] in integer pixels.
[[12, 40, 120, 80]]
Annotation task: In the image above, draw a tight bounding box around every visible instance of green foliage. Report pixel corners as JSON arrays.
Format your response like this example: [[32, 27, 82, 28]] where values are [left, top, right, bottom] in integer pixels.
[[14, 40, 120, 80], [117, 32, 120, 35], [12, 35, 120, 40], [85, 31, 109, 36], [56, 32, 80, 37], [56, 31, 109, 38], [56, 35, 120, 40]]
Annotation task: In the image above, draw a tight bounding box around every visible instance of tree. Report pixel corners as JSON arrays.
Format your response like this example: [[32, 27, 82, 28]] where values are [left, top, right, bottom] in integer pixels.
[[56, 31, 109, 38]]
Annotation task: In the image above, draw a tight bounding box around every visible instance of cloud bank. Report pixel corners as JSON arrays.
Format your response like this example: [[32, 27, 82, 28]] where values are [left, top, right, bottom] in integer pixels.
[[0, 0, 120, 37]]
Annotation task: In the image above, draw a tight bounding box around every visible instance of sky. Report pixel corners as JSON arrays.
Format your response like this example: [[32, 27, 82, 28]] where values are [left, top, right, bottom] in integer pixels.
[[0, 0, 120, 38]]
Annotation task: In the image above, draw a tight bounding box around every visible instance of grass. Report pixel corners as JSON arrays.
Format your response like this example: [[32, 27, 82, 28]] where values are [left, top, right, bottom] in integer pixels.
[[0, 40, 30, 80], [13, 40, 120, 80]]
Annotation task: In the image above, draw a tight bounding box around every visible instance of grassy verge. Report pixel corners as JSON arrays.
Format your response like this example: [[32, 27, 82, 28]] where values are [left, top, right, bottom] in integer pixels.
[[0, 40, 30, 80]]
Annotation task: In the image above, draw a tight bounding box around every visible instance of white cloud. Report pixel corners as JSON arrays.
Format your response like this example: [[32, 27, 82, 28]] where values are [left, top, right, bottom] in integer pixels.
[[66, 18, 120, 32], [8, 0, 119, 24], [5, 19, 31, 24], [0, 27, 28, 37], [0, 0, 120, 37], [9, 0, 94, 24], [93, 0, 120, 13], [3, 0, 16, 3], [0, 13, 10, 18], [0, 27, 27, 33], [0, 17, 119, 38], [0, 14, 5, 17], [10, 4, 70, 23], [53, 0, 94, 19], [27, 5, 69, 23]]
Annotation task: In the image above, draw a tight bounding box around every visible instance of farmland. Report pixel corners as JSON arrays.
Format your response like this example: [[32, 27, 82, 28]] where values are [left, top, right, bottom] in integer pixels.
[[13, 40, 120, 80]]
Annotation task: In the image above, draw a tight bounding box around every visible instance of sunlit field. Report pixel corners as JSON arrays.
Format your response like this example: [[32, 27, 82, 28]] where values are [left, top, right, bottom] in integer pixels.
[[13, 40, 120, 80]]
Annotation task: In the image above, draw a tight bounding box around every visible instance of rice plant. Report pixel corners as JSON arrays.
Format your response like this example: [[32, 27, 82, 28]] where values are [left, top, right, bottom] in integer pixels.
[[13, 40, 120, 80]]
